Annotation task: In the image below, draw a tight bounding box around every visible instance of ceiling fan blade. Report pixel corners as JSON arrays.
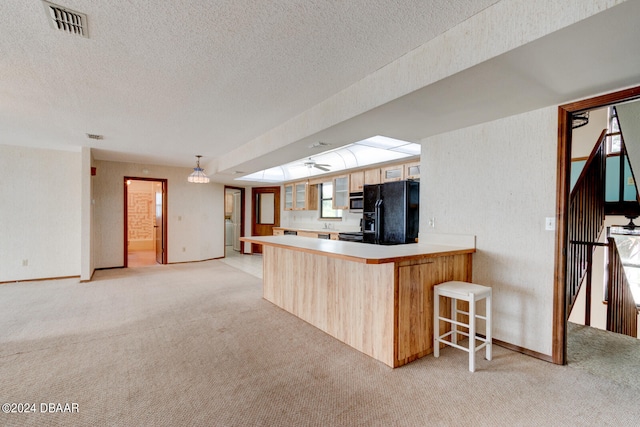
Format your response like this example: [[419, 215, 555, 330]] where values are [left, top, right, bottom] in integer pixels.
[[315, 165, 330, 172]]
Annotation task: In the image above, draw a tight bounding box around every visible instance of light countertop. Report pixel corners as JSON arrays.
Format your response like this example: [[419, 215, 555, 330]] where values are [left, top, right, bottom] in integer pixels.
[[241, 235, 475, 264]]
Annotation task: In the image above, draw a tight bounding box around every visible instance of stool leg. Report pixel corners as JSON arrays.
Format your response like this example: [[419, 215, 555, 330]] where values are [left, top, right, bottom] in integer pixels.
[[469, 293, 476, 372], [451, 297, 457, 345], [433, 291, 440, 358], [486, 292, 492, 361]]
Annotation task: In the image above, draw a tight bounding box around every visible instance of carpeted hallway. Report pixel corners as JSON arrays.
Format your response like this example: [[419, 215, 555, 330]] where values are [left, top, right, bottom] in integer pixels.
[[1, 260, 639, 426]]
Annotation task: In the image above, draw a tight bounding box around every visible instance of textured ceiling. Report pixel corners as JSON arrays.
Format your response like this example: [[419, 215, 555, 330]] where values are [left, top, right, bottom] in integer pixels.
[[0, 0, 498, 170], [4, 1, 640, 186]]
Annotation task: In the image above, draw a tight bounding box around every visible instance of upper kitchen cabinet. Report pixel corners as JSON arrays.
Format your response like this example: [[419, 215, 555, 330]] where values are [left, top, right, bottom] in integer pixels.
[[364, 168, 381, 185], [294, 182, 307, 210], [284, 184, 294, 210], [405, 161, 420, 180], [349, 171, 365, 193], [381, 164, 404, 182], [333, 175, 349, 209], [284, 181, 318, 211]]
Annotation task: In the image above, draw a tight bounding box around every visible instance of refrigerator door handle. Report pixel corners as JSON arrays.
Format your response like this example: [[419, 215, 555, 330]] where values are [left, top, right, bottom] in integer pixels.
[[374, 199, 382, 244]]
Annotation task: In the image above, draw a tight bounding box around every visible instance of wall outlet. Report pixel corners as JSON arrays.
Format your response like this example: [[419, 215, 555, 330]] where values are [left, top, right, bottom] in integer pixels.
[[545, 217, 555, 231], [428, 217, 436, 228], [22, 259, 28, 266], [182, 247, 186, 252]]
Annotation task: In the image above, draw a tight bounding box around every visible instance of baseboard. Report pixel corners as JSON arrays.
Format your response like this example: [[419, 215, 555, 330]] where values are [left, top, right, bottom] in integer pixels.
[[493, 338, 555, 363], [0, 275, 80, 285], [168, 257, 221, 265], [93, 257, 223, 274]]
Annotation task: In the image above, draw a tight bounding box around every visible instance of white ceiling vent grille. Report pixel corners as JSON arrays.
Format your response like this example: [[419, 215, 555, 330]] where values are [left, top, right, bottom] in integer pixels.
[[42, 1, 88, 38]]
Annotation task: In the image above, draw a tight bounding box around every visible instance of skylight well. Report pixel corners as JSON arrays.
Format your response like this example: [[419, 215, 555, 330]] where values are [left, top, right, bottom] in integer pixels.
[[236, 136, 420, 183]]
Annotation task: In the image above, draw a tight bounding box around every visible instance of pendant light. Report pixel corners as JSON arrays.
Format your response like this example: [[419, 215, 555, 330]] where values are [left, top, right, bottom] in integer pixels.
[[188, 155, 210, 183]]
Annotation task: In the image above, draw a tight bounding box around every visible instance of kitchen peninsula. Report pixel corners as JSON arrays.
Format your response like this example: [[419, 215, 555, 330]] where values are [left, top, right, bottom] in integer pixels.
[[241, 235, 475, 368]]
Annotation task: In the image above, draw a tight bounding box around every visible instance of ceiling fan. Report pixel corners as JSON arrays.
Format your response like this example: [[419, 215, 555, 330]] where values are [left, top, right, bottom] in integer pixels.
[[303, 157, 331, 172]]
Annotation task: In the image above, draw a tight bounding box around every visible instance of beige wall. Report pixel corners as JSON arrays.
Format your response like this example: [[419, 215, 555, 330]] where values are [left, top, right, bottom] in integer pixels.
[[93, 160, 224, 268], [420, 106, 558, 356], [0, 145, 81, 282]]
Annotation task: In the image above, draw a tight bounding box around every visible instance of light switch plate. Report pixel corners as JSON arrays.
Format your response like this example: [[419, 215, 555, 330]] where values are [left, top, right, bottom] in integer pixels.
[[545, 217, 555, 231]]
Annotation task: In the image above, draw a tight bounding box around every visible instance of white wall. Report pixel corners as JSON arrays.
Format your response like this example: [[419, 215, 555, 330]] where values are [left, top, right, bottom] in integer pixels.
[[420, 106, 558, 356], [93, 160, 224, 268], [0, 145, 81, 282]]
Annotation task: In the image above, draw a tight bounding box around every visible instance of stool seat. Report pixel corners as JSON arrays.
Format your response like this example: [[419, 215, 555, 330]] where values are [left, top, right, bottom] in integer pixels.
[[434, 281, 492, 299], [433, 281, 492, 372]]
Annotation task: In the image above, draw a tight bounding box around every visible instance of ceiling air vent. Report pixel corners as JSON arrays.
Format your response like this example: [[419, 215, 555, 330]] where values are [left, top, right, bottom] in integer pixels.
[[42, 1, 88, 38]]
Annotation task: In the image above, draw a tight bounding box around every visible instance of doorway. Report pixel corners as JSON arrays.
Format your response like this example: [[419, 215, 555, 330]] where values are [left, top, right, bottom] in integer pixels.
[[555, 85, 640, 364], [124, 177, 167, 267], [224, 186, 245, 257], [251, 187, 280, 254]]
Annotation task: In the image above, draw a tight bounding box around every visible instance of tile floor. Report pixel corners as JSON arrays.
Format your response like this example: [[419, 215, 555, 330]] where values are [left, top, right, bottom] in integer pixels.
[[219, 246, 263, 279], [126, 247, 262, 278], [128, 250, 158, 267]]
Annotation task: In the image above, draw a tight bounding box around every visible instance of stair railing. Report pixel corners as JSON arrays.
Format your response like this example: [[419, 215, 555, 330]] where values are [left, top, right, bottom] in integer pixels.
[[568, 241, 607, 326], [606, 237, 639, 337], [567, 129, 607, 313]]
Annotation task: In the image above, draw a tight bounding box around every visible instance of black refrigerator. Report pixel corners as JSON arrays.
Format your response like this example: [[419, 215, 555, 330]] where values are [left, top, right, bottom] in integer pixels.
[[362, 180, 419, 245]]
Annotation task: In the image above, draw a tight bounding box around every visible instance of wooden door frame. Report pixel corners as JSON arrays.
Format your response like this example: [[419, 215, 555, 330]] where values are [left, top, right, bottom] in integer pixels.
[[553, 85, 640, 364], [224, 185, 246, 254], [123, 177, 168, 267], [251, 186, 281, 253]]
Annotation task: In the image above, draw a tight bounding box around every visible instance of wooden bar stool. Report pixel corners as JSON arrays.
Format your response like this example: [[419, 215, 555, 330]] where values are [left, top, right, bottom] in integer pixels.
[[433, 281, 492, 372]]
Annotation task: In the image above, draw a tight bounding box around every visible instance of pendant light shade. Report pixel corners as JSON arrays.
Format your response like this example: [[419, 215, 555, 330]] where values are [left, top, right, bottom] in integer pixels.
[[188, 155, 210, 183]]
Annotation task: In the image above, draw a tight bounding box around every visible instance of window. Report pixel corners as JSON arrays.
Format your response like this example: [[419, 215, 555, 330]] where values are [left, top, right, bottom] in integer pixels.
[[606, 107, 622, 154], [319, 182, 341, 219], [607, 226, 640, 307]]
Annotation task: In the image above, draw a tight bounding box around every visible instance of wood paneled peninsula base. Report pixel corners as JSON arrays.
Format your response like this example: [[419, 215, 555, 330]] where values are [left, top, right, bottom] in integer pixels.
[[241, 235, 475, 368]]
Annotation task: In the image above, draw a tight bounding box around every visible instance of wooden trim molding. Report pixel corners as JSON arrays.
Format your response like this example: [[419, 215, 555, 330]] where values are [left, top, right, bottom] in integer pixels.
[[554, 85, 640, 365], [494, 339, 554, 364], [1, 275, 81, 285]]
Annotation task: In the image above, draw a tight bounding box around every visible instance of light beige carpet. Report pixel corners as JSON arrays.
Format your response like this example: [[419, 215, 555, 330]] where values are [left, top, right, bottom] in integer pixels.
[[1, 261, 639, 426]]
